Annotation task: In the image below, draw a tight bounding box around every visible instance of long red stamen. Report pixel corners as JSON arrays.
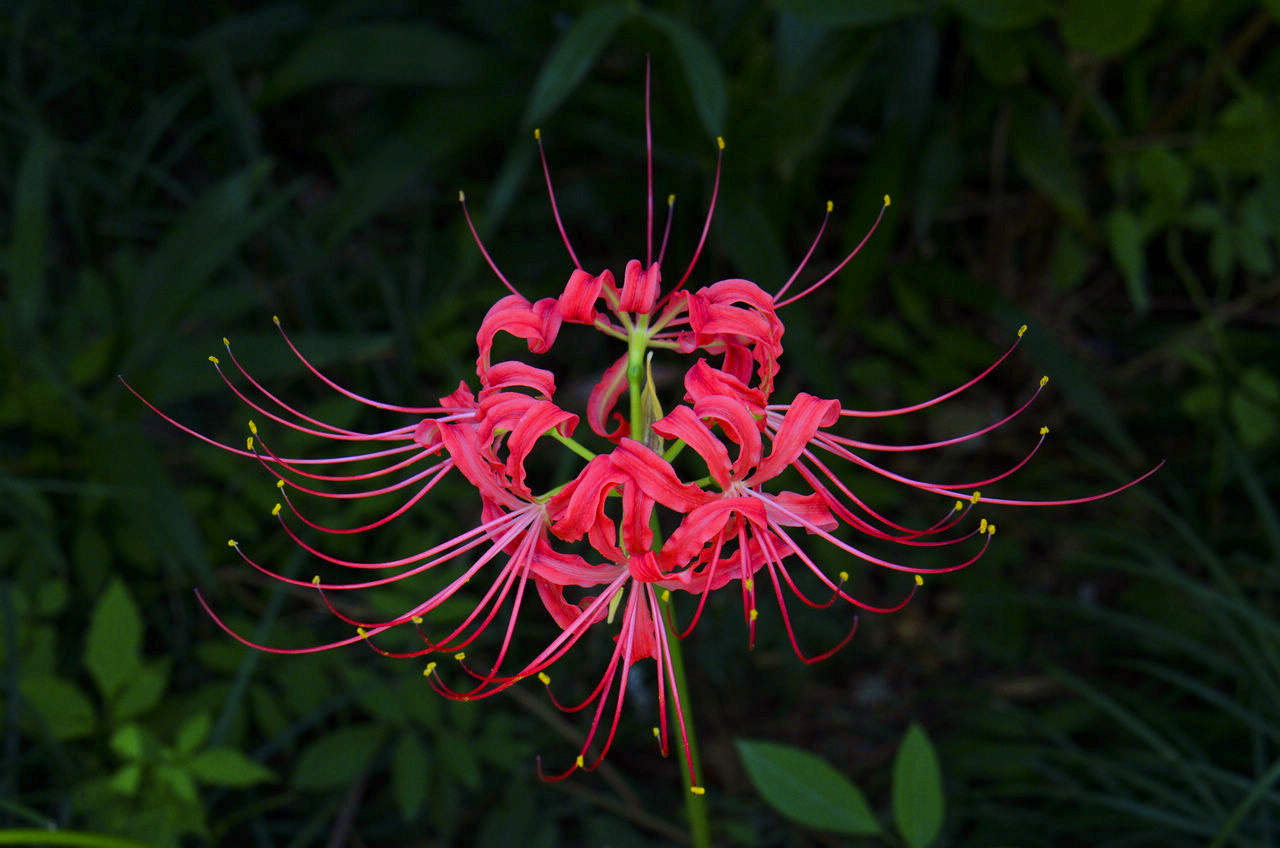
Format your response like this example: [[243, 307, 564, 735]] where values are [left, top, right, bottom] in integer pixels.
[[458, 191, 521, 297], [774, 195, 889, 308]]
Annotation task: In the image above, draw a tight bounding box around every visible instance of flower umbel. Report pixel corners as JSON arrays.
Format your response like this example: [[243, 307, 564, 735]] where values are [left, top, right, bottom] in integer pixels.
[[124, 63, 1160, 791]]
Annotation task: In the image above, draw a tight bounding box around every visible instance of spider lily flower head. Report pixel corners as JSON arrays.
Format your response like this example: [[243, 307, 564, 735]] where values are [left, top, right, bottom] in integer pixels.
[[124, 61, 1161, 789]]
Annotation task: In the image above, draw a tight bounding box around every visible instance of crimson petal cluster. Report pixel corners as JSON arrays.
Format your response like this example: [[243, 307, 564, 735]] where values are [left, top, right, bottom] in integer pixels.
[[124, 71, 1159, 790]]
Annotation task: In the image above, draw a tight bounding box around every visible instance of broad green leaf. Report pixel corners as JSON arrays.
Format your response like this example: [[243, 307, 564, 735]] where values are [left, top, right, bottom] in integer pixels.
[[110, 724, 146, 760], [292, 725, 383, 790], [523, 4, 632, 129], [947, 0, 1051, 29], [438, 729, 481, 791], [1230, 369, 1280, 450], [260, 24, 493, 103], [774, 0, 926, 26], [188, 747, 276, 787], [644, 10, 728, 140], [158, 764, 200, 804], [175, 712, 213, 756], [391, 731, 430, 821], [84, 579, 143, 701], [1011, 100, 1087, 230], [891, 723, 945, 848], [19, 675, 96, 740], [1060, 0, 1163, 58], [113, 659, 170, 721], [9, 126, 56, 329], [1106, 208, 1149, 314], [109, 763, 144, 796], [735, 739, 882, 835]]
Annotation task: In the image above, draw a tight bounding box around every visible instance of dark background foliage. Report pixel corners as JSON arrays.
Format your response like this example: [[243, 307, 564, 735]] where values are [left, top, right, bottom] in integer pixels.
[[2, 1, 1277, 845]]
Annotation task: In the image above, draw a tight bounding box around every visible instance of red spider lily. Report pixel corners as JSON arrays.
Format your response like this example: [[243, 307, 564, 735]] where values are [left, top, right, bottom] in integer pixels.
[[125, 60, 1160, 792]]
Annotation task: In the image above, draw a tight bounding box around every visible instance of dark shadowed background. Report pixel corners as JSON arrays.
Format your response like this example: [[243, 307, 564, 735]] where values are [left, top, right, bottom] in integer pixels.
[[3, 1, 1278, 846]]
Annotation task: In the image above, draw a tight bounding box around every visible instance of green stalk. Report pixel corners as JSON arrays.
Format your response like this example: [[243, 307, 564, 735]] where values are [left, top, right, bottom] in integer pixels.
[[626, 318, 711, 847], [0, 830, 158, 848], [661, 596, 711, 848]]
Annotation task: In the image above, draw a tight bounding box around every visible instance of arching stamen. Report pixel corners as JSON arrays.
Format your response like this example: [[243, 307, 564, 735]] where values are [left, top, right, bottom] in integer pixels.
[[272, 315, 461, 414], [535, 128, 582, 270], [657, 193, 675, 267], [645, 54, 654, 268], [774, 200, 833, 301], [669, 137, 724, 299], [774, 195, 889, 308], [458, 190, 521, 297]]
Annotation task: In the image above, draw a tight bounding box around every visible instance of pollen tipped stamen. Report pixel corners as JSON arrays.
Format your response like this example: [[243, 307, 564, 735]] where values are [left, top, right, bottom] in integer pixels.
[[534, 128, 583, 270], [272, 316, 457, 414], [254, 431, 450, 501], [774, 200, 833, 301], [657, 193, 676, 267], [277, 462, 452, 535], [458, 190, 521, 297], [774, 196, 889, 308], [665, 137, 724, 303]]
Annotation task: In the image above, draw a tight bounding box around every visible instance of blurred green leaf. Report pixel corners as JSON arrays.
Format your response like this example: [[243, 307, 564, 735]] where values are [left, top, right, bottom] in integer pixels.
[[1107, 208, 1149, 313], [947, 0, 1052, 28], [84, 579, 143, 701], [1011, 99, 1087, 230], [1229, 369, 1279, 450], [112, 660, 170, 721], [260, 24, 494, 103], [644, 10, 728, 140], [892, 723, 945, 848], [391, 731, 430, 821], [175, 713, 212, 756], [1059, 0, 1164, 57], [8, 126, 56, 329], [188, 748, 275, 787], [522, 5, 633, 129], [774, 0, 926, 26], [735, 739, 882, 835], [110, 724, 146, 760], [109, 763, 145, 796], [19, 675, 96, 740], [292, 725, 383, 790]]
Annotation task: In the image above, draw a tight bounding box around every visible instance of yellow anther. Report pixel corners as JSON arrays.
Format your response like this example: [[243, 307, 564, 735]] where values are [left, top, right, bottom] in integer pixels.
[[690, 786, 706, 796], [453, 652, 466, 661], [979, 518, 988, 534], [744, 578, 753, 591], [271, 503, 282, 516], [222, 337, 230, 347], [1040, 375, 1049, 387], [272, 315, 280, 325], [424, 662, 437, 676], [970, 491, 981, 504], [248, 420, 258, 434], [652, 727, 660, 739], [1018, 324, 1028, 337], [227, 539, 238, 547], [661, 589, 671, 602], [312, 575, 321, 585], [667, 193, 675, 205], [1040, 426, 1049, 436], [826, 199, 834, 212], [208, 355, 220, 365], [749, 609, 759, 621], [276, 479, 285, 489], [914, 574, 924, 586], [884, 194, 891, 207], [717, 136, 725, 150], [458, 190, 465, 202], [988, 524, 997, 535], [356, 627, 367, 638], [537, 672, 551, 685], [411, 616, 423, 624], [246, 436, 254, 451], [954, 500, 964, 511], [839, 571, 849, 582], [575, 755, 585, 768], [534, 127, 541, 140]]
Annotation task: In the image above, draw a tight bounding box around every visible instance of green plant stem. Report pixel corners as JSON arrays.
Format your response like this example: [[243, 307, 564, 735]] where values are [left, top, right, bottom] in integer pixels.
[[626, 317, 711, 847], [661, 597, 711, 848]]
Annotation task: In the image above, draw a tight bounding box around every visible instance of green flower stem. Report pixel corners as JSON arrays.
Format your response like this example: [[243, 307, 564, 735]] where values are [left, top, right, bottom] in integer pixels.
[[627, 319, 711, 847], [0, 830, 158, 848], [547, 426, 597, 462], [661, 595, 711, 848]]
